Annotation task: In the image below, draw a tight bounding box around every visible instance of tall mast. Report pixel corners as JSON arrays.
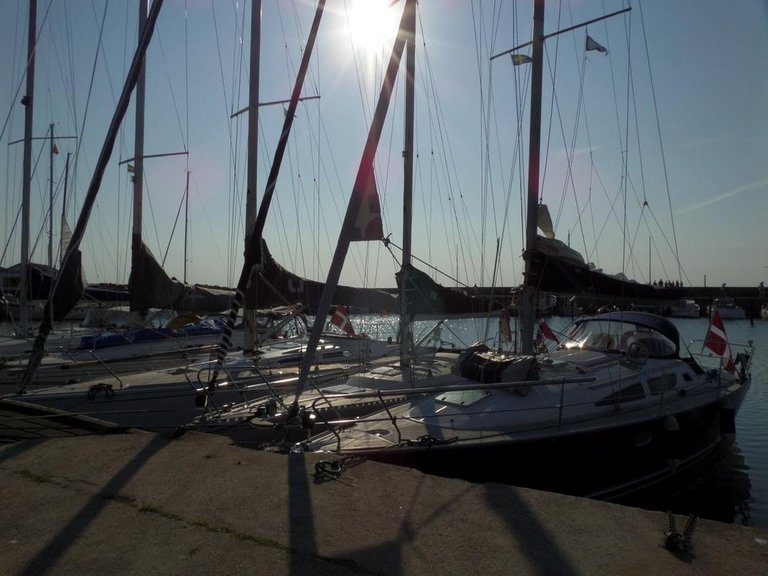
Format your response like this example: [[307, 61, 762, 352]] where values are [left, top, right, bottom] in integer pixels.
[[398, 0, 416, 371], [60, 152, 71, 267], [520, 0, 545, 355], [207, 0, 326, 386], [19, 0, 166, 392], [243, 0, 262, 350], [19, 0, 37, 335], [288, 2, 407, 407], [47, 123, 56, 325], [131, 0, 147, 311]]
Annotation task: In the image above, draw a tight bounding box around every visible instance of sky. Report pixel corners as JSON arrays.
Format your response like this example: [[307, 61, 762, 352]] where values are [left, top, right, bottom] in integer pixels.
[[1, 0, 767, 294]]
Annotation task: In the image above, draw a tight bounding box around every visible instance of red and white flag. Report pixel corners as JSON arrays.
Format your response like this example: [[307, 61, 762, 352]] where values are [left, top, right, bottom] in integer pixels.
[[538, 320, 559, 343], [330, 305, 355, 335], [704, 310, 735, 372]]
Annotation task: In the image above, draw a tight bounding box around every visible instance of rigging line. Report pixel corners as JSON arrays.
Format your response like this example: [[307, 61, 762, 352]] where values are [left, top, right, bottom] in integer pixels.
[[343, 0, 373, 133], [161, 180, 188, 268], [545, 44, 588, 262], [637, 0, 680, 282], [155, 31, 188, 152], [209, 0, 235, 281], [420, 31, 481, 287], [598, 0, 629, 264], [67, 0, 110, 233], [185, 0, 190, 164], [0, 0, 55, 146], [470, 1, 487, 281], [539, 0, 565, 207], [484, 2, 514, 284], [384, 238, 475, 290], [112, 0, 131, 283], [0, 204, 23, 269], [620, 9, 632, 285]]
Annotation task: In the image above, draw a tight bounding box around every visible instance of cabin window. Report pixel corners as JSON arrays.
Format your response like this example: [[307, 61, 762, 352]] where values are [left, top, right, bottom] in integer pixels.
[[647, 373, 676, 395], [595, 382, 646, 406]]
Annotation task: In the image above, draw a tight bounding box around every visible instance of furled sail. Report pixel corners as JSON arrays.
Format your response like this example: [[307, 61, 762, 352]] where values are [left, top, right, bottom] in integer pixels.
[[395, 263, 489, 318], [245, 240, 396, 313], [526, 235, 665, 300], [128, 242, 234, 313]]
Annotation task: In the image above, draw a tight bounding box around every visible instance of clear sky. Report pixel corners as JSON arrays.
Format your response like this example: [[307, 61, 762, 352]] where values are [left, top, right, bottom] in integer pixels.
[[1, 0, 767, 293]]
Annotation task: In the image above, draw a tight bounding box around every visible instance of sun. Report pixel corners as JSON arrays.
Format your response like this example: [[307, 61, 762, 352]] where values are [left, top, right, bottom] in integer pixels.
[[346, 0, 401, 56]]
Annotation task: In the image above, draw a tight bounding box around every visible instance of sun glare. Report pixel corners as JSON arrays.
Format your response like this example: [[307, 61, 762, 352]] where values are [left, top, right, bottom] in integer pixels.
[[347, 0, 400, 56]]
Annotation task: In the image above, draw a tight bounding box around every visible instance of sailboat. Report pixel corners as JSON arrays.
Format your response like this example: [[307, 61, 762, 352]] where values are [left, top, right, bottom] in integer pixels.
[[294, 1, 755, 501]]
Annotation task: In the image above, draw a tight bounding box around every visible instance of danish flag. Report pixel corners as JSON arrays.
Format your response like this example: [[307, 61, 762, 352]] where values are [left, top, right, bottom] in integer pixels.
[[330, 305, 355, 335], [538, 320, 559, 343], [704, 310, 735, 373]]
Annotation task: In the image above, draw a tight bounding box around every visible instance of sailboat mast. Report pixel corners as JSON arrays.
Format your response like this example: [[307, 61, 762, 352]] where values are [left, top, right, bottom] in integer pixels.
[[131, 0, 147, 311], [289, 3, 408, 407], [60, 152, 71, 267], [243, 0, 262, 350], [19, 0, 166, 393], [206, 0, 326, 386], [19, 0, 37, 335], [520, 0, 545, 355], [48, 123, 55, 276], [399, 0, 416, 370]]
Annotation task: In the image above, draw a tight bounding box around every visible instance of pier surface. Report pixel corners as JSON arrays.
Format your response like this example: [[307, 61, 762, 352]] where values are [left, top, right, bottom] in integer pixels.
[[1, 424, 766, 576]]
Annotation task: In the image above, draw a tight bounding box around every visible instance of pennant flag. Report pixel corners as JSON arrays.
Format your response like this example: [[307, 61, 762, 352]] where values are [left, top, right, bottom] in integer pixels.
[[330, 304, 355, 335], [52, 143, 59, 155], [586, 35, 608, 54], [511, 53, 532, 66], [350, 164, 384, 242], [127, 164, 135, 173], [704, 310, 735, 372], [539, 320, 559, 343], [499, 307, 512, 343]]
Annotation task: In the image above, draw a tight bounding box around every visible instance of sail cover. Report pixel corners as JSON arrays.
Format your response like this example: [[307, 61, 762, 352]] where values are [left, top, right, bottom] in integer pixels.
[[396, 263, 491, 317], [527, 236, 664, 300], [244, 240, 397, 314], [128, 242, 234, 313]]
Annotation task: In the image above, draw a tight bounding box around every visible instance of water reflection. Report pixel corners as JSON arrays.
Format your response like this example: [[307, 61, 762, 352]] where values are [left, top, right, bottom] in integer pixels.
[[633, 441, 753, 526]]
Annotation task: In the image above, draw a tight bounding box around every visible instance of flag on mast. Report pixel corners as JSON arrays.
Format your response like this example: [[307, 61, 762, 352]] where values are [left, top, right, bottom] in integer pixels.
[[586, 35, 608, 54], [511, 53, 532, 66]]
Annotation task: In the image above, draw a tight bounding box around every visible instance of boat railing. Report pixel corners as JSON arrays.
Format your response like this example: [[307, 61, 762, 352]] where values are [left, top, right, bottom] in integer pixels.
[[308, 376, 595, 449], [192, 359, 364, 415], [306, 371, 735, 451], [687, 338, 754, 382]]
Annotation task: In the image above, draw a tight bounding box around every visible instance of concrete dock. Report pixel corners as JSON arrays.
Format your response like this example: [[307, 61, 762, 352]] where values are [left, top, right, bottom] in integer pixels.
[[1, 425, 767, 575]]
